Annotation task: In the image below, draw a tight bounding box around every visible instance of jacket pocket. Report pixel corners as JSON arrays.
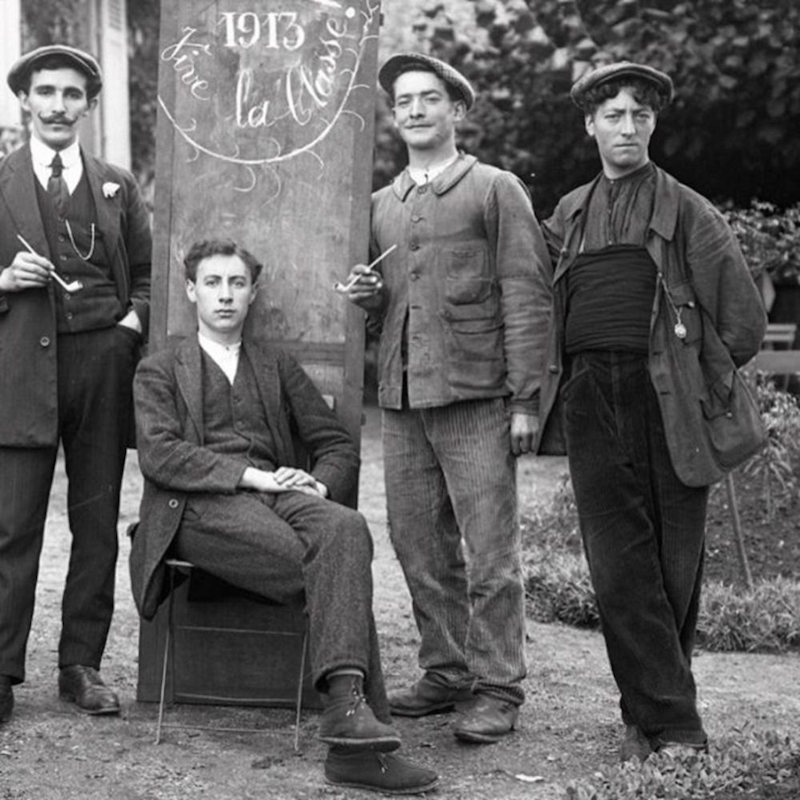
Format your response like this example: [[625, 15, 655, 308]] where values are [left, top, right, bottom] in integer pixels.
[[445, 247, 493, 304], [441, 303, 505, 391]]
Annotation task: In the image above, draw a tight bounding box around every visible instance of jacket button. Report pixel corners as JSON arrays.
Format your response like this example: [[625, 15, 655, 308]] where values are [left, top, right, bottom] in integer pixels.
[[548, 364, 559, 373], [168, 498, 179, 509], [39, 336, 51, 347]]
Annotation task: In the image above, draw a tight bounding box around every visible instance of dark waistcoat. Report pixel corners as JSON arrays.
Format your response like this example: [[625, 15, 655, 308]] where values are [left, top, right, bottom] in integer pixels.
[[201, 349, 278, 469], [35, 169, 121, 333]]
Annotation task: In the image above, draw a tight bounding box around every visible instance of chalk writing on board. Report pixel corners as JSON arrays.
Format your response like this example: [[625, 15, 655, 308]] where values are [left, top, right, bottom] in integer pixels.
[[158, 0, 379, 171]]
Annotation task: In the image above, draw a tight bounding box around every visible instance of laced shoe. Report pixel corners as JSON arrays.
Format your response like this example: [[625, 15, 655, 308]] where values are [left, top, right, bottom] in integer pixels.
[[325, 749, 439, 795], [319, 675, 401, 752]]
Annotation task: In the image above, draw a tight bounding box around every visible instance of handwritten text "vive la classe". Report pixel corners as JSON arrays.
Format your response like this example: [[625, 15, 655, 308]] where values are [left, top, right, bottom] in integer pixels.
[[161, 14, 357, 128]]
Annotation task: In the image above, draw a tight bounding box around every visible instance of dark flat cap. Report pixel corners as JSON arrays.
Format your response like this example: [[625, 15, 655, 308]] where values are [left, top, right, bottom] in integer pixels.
[[570, 61, 673, 108], [7, 44, 103, 97], [379, 53, 475, 110]]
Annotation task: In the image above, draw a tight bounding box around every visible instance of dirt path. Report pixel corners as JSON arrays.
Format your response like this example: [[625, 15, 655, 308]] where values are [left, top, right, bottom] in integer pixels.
[[1, 407, 798, 799]]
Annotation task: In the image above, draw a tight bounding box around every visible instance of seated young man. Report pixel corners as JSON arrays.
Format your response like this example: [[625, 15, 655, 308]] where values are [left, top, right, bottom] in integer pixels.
[[129, 238, 437, 795]]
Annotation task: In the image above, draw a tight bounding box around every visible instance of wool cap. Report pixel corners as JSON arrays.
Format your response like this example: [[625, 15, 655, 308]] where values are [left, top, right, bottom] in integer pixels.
[[379, 53, 475, 110], [570, 61, 673, 109], [7, 44, 103, 97]]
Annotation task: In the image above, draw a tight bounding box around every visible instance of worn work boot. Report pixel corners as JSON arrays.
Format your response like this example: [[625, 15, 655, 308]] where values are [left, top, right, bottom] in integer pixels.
[[620, 724, 653, 762], [453, 693, 519, 744], [58, 665, 120, 715], [325, 748, 439, 795], [389, 673, 474, 718], [319, 675, 401, 752]]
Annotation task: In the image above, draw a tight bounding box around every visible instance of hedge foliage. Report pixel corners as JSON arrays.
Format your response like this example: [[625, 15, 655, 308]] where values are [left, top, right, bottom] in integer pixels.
[[565, 727, 800, 800], [397, 0, 800, 216]]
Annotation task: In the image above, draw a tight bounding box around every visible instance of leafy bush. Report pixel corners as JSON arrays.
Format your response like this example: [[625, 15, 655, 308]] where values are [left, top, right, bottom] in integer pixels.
[[524, 548, 598, 628], [697, 578, 800, 653], [722, 201, 800, 285], [564, 727, 800, 800], [742, 379, 800, 520], [520, 422, 800, 651]]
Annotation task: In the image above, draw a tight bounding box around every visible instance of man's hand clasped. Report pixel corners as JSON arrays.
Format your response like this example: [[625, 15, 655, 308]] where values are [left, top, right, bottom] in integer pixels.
[[241, 466, 328, 498]]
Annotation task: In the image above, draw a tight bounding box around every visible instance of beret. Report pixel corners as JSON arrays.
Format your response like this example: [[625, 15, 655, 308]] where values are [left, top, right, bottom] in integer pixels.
[[7, 44, 103, 96], [570, 61, 673, 108], [379, 53, 475, 110]]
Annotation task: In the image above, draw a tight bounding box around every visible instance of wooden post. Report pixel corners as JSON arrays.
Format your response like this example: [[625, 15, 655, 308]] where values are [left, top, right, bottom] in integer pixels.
[[724, 473, 754, 591], [137, 0, 382, 707], [151, 0, 382, 449]]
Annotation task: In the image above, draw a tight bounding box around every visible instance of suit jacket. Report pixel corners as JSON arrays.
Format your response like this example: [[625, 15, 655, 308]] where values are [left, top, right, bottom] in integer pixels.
[[0, 144, 152, 446], [129, 336, 361, 619]]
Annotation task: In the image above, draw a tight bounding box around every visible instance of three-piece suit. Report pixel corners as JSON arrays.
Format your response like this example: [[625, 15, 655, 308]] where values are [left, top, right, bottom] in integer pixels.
[[0, 143, 151, 682], [129, 337, 390, 716]]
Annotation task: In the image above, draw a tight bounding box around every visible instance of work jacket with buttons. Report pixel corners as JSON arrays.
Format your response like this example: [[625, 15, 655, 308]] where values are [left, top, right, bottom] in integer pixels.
[[369, 154, 552, 413], [535, 165, 767, 487]]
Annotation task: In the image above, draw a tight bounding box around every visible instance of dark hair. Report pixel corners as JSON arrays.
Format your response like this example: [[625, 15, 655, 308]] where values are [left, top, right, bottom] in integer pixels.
[[580, 77, 667, 116], [183, 239, 263, 283], [389, 64, 464, 106], [22, 54, 103, 101]]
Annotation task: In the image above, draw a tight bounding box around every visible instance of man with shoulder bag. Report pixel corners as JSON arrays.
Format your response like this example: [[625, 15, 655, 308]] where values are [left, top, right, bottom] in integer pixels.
[[535, 61, 766, 762]]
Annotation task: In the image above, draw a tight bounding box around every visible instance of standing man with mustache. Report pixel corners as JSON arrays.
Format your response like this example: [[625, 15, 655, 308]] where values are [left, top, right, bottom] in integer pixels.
[[342, 54, 551, 744], [0, 45, 151, 724]]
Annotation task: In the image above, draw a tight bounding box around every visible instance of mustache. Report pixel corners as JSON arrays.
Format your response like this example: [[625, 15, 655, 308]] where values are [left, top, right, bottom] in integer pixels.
[[39, 114, 77, 126]]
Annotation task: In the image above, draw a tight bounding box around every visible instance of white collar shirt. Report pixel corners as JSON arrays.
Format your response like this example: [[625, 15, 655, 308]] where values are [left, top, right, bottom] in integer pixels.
[[198, 332, 242, 385], [30, 136, 83, 194]]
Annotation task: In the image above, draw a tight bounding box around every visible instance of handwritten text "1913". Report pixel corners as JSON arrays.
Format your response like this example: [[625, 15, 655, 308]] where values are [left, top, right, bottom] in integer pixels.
[[219, 12, 305, 51]]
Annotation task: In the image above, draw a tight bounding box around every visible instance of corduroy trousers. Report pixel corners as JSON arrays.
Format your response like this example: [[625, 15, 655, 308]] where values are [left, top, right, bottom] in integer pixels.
[[564, 351, 708, 747], [382, 398, 526, 706]]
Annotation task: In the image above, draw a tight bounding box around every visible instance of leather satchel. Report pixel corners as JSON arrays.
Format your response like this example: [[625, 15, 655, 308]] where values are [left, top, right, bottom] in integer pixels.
[[699, 363, 767, 471]]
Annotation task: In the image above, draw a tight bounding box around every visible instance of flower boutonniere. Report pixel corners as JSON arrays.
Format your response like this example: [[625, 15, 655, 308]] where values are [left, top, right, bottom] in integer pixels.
[[102, 181, 120, 199]]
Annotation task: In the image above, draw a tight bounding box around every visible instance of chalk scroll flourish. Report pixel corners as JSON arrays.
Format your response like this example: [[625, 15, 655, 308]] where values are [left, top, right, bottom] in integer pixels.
[[158, 0, 380, 169]]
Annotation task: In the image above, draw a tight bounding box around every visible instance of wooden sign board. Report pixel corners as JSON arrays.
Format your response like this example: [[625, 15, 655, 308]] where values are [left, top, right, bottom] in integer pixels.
[[151, 0, 382, 446]]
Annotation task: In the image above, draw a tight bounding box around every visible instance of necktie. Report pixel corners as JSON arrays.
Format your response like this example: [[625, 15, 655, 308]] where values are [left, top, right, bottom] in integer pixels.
[[47, 152, 70, 217]]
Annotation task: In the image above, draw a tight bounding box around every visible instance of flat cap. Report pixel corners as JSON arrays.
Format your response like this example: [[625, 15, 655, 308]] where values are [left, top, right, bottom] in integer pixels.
[[7, 44, 103, 97], [570, 61, 673, 108], [379, 53, 475, 110]]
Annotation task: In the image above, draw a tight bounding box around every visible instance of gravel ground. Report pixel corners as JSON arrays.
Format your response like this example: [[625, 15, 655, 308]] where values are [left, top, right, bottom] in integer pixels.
[[1, 406, 798, 799]]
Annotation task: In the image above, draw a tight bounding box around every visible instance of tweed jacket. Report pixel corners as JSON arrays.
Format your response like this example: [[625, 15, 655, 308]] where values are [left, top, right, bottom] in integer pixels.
[[129, 336, 361, 619], [0, 144, 152, 447], [535, 165, 767, 487], [369, 154, 552, 413]]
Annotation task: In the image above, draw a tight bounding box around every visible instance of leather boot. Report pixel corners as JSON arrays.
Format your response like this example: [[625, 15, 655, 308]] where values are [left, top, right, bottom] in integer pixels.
[[325, 748, 439, 795], [319, 674, 401, 752], [453, 693, 519, 744], [389, 673, 473, 717], [58, 665, 120, 715]]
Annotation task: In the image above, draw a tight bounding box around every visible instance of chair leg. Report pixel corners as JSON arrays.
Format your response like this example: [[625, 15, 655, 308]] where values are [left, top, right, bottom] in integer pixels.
[[155, 567, 176, 745], [293, 625, 309, 753]]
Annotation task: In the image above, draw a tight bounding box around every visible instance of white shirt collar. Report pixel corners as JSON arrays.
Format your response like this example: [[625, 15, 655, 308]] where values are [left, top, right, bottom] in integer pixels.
[[198, 332, 242, 385], [408, 153, 460, 186], [30, 136, 83, 193]]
